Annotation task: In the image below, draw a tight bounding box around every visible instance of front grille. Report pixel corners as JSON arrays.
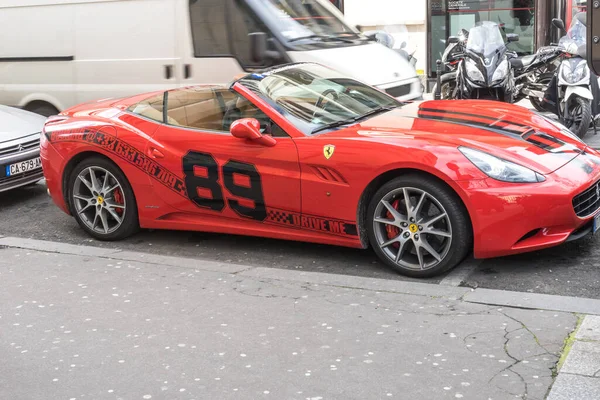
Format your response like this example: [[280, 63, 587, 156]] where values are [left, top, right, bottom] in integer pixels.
[[0, 137, 40, 158], [385, 84, 411, 98], [573, 181, 600, 217]]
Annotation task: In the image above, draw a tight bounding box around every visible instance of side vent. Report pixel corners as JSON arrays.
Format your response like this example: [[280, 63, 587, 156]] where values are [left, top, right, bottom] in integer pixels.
[[309, 165, 348, 185]]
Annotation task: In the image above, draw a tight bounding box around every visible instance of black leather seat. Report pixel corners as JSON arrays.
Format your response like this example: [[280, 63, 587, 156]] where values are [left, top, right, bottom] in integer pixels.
[[510, 54, 536, 70]]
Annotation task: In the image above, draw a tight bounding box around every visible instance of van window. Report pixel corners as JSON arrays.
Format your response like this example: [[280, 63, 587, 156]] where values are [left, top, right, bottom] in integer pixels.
[[189, 0, 270, 67], [164, 87, 288, 137], [189, 0, 230, 56]]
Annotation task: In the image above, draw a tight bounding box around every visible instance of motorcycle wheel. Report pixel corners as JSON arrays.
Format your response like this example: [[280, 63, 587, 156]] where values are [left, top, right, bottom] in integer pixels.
[[561, 97, 592, 139], [528, 76, 553, 112], [431, 82, 455, 100], [529, 97, 546, 112]]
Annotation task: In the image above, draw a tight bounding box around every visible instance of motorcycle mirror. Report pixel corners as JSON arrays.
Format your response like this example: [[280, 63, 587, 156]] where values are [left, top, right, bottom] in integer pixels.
[[587, 11, 600, 75], [506, 33, 519, 43], [552, 18, 566, 33], [448, 36, 459, 44]]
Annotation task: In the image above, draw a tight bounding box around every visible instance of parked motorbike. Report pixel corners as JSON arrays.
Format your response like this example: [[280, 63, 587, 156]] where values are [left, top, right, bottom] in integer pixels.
[[510, 45, 562, 109], [541, 14, 600, 138], [435, 21, 518, 102], [433, 29, 469, 99], [365, 30, 417, 66]]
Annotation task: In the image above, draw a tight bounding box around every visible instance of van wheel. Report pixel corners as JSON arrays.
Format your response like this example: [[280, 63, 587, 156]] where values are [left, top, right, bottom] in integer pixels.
[[24, 102, 59, 117]]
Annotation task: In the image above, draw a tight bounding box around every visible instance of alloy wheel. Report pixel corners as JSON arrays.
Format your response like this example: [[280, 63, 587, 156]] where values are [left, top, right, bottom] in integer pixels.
[[372, 187, 453, 271], [72, 166, 126, 235]]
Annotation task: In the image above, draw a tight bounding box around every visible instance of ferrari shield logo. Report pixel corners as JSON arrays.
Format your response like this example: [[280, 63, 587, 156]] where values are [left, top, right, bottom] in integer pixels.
[[323, 145, 335, 160]]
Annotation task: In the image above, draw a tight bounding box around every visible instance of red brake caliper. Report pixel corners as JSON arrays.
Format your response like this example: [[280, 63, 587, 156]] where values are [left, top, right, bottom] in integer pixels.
[[386, 200, 400, 248], [113, 188, 124, 214]]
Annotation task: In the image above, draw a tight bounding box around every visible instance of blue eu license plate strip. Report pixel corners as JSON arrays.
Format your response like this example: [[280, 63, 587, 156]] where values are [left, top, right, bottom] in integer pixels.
[[4, 165, 9, 177]]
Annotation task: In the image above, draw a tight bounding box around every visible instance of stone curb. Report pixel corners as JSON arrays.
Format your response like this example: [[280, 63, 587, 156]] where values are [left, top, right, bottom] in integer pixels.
[[547, 316, 600, 400], [2, 236, 600, 315]]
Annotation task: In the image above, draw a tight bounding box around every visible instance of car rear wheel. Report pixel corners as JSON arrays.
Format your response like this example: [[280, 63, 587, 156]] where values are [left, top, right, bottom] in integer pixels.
[[68, 157, 139, 241], [367, 175, 472, 278]]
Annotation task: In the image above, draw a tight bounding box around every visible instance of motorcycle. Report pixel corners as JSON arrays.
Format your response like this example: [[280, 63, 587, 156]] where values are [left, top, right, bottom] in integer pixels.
[[433, 29, 469, 100], [510, 45, 562, 109], [365, 29, 417, 66], [540, 13, 599, 138], [437, 21, 518, 102]]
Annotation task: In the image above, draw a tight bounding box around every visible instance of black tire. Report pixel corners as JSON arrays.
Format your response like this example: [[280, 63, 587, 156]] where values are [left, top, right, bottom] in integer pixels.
[[24, 103, 59, 117], [529, 96, 546, 112], [67, 156, 139, 241], [367, 175, 472, 278], [562, 97, 592, 139]]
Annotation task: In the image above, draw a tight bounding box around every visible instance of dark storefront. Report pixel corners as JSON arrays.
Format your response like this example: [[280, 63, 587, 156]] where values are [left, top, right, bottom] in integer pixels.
[[427, 0, 587, 79], [329, 0, 344, 12]]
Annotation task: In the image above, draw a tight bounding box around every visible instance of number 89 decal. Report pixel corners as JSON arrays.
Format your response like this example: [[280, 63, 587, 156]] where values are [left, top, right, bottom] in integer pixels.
[[182, 151, 267, 221]]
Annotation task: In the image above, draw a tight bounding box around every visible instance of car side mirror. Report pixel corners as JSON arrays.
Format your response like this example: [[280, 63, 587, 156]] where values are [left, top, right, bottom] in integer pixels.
[[249, 32, 280, 64], [448, 36, 459, 44], [230, 118, 276, 147], [400, 41, 407, 49], [506, 33, 519, 42], [552, 18, 566, 33]]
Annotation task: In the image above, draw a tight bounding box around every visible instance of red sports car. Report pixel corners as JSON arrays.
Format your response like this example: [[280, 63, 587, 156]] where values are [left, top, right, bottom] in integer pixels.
[[41, 63, 600, 277]]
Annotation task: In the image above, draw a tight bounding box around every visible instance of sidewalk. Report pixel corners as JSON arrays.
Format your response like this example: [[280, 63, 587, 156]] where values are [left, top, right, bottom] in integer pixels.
[[0, 237, 598, 400]]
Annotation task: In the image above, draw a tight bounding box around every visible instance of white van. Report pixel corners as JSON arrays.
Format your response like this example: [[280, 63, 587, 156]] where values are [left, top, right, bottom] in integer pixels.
[[0, 0, 422, 116]]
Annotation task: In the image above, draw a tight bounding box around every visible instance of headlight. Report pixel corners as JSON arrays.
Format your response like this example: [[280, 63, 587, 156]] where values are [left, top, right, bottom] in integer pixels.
[[466, 59, 485, 84], [492, 60, 508, 83], [561, 60, 589, 84], [459, 147, 546, 183]]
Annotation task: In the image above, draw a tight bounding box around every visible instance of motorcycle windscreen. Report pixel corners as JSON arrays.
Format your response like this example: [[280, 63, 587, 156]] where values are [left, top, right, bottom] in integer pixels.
[[466, 21, 508, 84]]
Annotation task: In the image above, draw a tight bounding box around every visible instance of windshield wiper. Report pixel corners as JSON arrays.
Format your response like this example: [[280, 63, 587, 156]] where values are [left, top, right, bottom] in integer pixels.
[[311, 106, 397, 134], [288, 34, 355, 43]]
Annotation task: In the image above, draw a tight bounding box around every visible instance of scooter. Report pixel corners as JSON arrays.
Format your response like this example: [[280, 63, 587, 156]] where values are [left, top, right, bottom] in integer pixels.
[[541, 14, 599, 138]]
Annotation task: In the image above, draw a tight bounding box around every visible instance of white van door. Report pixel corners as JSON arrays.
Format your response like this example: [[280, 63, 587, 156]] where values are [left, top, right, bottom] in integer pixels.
[[0, 1, 76, 114], [74, 0, 178, 105], [176, 0, 270, 86]]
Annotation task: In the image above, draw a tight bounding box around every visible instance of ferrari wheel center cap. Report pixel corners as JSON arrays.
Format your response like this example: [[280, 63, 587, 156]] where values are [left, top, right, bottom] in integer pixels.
[[409, 224, 418, 233], [97, 196, 104, 205]]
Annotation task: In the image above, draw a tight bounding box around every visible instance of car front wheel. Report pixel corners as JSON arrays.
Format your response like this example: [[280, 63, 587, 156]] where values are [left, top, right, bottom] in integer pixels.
[[367, 175, 472, 278], [68, 157, 139, 241]]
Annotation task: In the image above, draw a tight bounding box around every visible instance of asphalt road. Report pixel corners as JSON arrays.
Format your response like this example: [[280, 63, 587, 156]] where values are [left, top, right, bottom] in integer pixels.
[[1, 180, 600, 299]]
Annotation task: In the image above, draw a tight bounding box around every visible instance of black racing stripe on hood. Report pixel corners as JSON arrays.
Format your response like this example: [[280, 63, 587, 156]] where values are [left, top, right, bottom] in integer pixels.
[[418, 114, 578, 156], [418, 108, 530, 129], [418, 114, 525, 137]]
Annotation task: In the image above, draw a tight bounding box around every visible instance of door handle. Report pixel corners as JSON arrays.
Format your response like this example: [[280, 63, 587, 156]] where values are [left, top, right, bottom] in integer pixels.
[[184, 64, 192, 79], [164, 65, 173, 80], [148, 148, 165, 159]]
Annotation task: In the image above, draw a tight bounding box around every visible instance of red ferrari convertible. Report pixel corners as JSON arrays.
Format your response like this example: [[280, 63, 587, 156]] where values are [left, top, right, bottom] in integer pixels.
[[41, 63, 600, 277]]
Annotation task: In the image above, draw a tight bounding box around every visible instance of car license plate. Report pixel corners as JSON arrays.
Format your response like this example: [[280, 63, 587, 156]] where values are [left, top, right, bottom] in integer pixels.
[[594, 213, 600, 234], [5, 157, 42, 177]]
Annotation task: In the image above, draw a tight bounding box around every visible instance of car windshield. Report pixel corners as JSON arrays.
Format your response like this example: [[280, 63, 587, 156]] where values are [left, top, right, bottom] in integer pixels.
[[253, 0, 359, 42], [237, 64, 401, 135], [466, 21, 506, 56], [559, 14, 587, 56]]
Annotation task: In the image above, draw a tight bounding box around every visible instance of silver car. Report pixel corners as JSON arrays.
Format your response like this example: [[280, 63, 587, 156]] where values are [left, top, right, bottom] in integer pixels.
[[0, 105, 46, 192]]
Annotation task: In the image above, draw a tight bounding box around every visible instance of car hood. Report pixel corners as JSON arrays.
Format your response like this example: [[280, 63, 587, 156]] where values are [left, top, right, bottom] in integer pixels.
[[342, 100, 590, 175], [288, 43, 417, 87], [0, 105, 46, 144]]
